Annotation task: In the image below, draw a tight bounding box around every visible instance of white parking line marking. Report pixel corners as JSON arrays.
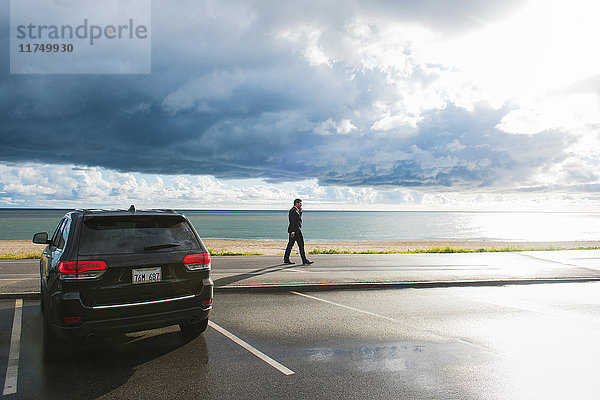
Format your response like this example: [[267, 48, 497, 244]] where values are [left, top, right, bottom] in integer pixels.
[[209, 321, 295, 376], [0, 261, 36, 264], [0, 278, 37, 281], [291, 291, 400, 323], [291, 291, 501, 356], [454, 338, 500, 355], [3, 299, 23, 396], [285, 268, 313, 273]]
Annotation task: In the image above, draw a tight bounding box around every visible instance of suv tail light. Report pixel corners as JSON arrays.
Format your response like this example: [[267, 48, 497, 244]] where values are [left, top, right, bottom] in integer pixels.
[[201, 298, 213, 307], [183, 253, 211, 271], [57, 261, 107, 280], [63, 316, 82, 324]]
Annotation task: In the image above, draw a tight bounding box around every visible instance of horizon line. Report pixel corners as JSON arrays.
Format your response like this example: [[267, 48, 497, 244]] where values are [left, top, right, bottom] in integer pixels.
[[0, 207, 598, 214]]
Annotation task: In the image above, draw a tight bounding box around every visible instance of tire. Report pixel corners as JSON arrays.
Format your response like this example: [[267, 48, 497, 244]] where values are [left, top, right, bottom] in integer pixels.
[[42, 308, 64, 362], [179, 318, 209, 338], [39, 279, 45, 312]]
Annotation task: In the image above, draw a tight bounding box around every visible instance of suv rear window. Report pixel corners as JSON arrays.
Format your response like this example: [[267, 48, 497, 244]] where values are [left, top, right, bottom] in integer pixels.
[[79, 215, 201, 255]]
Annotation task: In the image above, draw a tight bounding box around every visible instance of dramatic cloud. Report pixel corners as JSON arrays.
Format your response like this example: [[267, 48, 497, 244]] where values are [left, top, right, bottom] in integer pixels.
[[0, 162, 420, 209], [2, 162, 595, 211], [1, 0, 600, 209]]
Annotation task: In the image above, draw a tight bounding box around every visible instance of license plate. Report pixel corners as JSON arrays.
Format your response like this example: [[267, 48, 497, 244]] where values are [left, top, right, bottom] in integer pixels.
[[132, 267, 162, 284]]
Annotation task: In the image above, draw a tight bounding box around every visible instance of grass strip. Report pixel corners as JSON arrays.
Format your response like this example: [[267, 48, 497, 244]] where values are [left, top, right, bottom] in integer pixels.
[[309, 246, 600, 255], [0, 253, 41, 260], [207, 249, 263, 256], [1, 247, 599, 259], [0, 250, 263, 259]]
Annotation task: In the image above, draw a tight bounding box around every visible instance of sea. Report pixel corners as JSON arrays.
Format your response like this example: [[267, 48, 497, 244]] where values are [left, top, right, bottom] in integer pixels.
[[1, 209, 600, 242]]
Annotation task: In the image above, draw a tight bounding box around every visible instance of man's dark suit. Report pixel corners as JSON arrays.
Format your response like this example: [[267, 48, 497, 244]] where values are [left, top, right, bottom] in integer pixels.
[[284, 206, 308, 263]]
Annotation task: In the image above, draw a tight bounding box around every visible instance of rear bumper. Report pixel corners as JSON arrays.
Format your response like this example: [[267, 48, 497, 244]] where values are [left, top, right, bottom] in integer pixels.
[[48, 278, 213, 340], [51, 303, 210, 339]]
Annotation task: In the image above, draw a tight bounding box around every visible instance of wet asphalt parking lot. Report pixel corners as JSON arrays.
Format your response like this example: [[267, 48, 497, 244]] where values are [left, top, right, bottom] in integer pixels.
[[0, 282, 599, 399]]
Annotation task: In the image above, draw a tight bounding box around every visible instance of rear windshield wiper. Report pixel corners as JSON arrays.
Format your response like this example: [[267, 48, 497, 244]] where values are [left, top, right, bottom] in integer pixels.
[[144, 243, 181, 251]]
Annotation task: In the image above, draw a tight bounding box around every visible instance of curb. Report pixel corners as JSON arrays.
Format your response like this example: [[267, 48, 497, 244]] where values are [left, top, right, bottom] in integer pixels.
[[3, 277, 599, 299], [0, 292, 40, 300], [213, 277, 600, 293]]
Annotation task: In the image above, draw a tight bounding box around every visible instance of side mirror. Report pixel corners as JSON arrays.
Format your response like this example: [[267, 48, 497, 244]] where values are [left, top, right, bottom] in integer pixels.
[[32, 232, 49, 244]]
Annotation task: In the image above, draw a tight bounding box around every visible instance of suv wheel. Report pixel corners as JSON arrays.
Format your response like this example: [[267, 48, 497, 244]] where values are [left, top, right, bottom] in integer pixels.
[[42, 308, 65, 362], [40, 279, 45, 312], [179, 318, 209, 338]]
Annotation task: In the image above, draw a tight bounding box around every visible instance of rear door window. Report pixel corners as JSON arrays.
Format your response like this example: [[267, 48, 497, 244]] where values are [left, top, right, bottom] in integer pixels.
[[79, 215, 201, 256], [50, 218, 67, 249], [56, 218, 71, 250]]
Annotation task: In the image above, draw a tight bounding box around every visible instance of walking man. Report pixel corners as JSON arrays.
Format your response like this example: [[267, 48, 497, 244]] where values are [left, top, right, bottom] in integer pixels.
[[284, 199, 313, 265]]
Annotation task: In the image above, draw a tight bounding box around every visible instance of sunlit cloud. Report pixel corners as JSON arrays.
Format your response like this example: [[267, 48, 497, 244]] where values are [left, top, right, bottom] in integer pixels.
[[0, 162, 598, 211]]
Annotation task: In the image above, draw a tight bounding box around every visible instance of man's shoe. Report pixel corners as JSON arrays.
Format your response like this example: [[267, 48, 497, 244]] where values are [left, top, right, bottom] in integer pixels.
[[283, 260, 295, 264], [302, 260, 314, 265]]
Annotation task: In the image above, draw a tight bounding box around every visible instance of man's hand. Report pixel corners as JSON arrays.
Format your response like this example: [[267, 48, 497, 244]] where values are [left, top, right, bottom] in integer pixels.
[[290, 232, 295, 238]]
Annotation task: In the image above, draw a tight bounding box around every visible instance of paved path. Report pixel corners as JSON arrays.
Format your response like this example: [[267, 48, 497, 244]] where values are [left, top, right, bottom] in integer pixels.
[[2, 250, 600, 297]]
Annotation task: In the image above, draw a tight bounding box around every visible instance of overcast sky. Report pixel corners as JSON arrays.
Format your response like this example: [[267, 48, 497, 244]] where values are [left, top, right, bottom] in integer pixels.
[[1, 0, 600, 210]]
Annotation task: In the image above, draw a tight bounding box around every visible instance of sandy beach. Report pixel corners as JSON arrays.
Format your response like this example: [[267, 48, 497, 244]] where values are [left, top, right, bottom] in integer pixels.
[[2, 239, 600, 257]]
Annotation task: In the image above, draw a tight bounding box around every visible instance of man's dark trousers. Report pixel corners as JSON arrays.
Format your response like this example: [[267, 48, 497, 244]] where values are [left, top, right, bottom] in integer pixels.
[[284, 230, 308, 263]]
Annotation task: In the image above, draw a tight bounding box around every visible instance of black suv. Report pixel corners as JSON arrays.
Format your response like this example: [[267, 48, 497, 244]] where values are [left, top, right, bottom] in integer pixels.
[[33, 207, 213, 358]]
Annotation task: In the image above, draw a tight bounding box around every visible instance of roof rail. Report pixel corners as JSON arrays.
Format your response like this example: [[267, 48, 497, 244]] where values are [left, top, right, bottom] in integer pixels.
[[73, 207, 178, 215]]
